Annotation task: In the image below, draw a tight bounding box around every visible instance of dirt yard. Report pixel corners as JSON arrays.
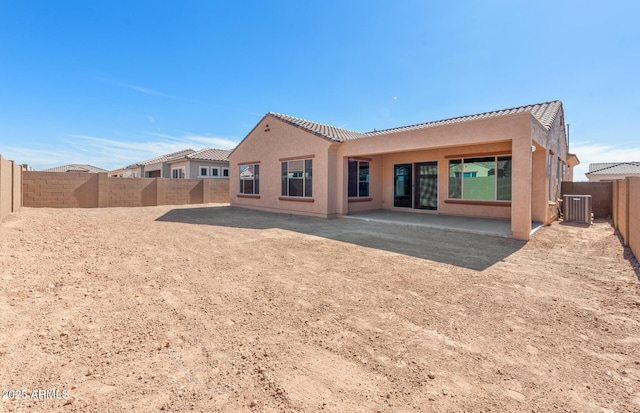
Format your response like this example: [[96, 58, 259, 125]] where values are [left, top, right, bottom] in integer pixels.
[[1, 204, 639, 412]]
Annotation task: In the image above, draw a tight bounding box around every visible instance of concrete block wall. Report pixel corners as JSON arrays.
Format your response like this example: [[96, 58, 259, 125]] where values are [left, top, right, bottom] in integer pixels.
[[107, 177, 157, 207], [23, 172, 229, 208], [616, 180, 629, 245], [0, 154, 23, 220], [628, 177, 640, 262], [203, 178, 230, 203], [23, 172, 99, 208], [560, 181, 612, 219], [164, 179, 203, 205]]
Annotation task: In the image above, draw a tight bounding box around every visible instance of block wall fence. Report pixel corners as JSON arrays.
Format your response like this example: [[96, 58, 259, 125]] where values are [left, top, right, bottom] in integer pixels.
[[0, 154, 23, 220], [23, 172, 229, 208], [612, 177, 640, 263]]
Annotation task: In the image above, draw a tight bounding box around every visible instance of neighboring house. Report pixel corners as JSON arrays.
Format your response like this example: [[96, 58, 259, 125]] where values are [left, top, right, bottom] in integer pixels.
[[42, 164, 107, 173], [108, 167, 125, 178], [585, 162, 640, 182], [165, 148, 232, 179], [123, 149, 195, 178], [229, 100, 579, 241]]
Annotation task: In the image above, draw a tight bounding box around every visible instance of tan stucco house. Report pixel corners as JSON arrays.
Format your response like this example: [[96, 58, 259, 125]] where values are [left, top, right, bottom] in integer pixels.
[[166, 148, 232, 179], [229, 100, 579, 240], [121, 148, 231, 179]]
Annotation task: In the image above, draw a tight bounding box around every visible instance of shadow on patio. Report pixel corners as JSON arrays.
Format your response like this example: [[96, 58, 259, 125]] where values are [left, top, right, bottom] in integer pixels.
[[156, 206, 526, 271]]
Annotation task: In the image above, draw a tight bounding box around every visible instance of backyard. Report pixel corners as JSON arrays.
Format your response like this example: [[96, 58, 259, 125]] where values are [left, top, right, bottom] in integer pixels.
[[1, 204, 639, 412]]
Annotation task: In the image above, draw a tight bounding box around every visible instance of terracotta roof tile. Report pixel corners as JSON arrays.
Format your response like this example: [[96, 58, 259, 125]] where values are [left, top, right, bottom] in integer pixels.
[[41, 164, 107, 173], [268, 112, 366, 142], [136, 149, 195, 166], [186, 148, 232, 162], [586, 162, 640, 175], [267, 100, 563, 142]]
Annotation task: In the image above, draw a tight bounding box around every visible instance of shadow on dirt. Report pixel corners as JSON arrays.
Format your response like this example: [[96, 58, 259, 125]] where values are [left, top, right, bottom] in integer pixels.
[[612, 229, 640, 281], [156, 206, 525, 271]]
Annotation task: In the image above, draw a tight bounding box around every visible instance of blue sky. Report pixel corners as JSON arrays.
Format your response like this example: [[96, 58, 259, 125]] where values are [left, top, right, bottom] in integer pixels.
[[0, 0, 638, 180]]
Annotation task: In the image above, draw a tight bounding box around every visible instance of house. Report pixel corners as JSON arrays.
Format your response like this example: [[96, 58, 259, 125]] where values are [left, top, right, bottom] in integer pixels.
[[42, 164, 107, 173], [585, 162, 640, 182], [165, 148, 232, 179], [108, 167, 126, 178], [121, 148, 232, 179], [123, 149, 195, 178], [229, 100, 579, 241]]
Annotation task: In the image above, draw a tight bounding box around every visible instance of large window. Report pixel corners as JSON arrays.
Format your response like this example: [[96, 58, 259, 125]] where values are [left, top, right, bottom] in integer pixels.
[[348, 160, 370, 197], [239, 164, 259, 195], [281, 159, 312, 197], [448, 156, 511, 201]]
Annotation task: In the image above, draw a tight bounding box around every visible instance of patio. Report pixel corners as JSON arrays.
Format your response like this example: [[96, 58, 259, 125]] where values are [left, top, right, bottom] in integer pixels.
[[345, 209, 543, 238]]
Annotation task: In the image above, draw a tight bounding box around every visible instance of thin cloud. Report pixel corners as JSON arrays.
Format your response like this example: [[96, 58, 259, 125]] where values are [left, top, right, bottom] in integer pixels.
[[570, 141, 640, 181], [94, 75, 170, 98], [5, 133, 240, 171]]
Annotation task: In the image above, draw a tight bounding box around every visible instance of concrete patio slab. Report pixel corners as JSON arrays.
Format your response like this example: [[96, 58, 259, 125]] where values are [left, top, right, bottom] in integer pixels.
[[345, 209, 516, 238]]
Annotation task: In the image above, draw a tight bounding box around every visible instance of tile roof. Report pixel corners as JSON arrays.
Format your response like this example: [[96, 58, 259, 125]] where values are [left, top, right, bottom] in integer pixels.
[[186, 148, 232, 162], [41, 164, 107, 173], [267, 112, 366, 142], [134, 149, 195, 166], [364, 100, 563, 137], [586, 162, 640, 175], [267, 101, 562, 142]]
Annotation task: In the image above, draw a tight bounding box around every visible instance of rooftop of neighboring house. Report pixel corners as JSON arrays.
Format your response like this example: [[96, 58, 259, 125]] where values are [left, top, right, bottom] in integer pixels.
[[127, 149, 196, 168], [170, 147, 232, 163], [265, 100, 563, 143], [586, 162, 640, 176], [41, 164, 108, 173]]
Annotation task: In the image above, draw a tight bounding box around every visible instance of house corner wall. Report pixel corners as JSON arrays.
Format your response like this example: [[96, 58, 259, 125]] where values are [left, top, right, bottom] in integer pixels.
[[510, 132, 533, 240]]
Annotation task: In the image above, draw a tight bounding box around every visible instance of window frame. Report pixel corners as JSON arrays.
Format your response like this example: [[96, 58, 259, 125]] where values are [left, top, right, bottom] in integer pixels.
[[210, 166, 220, 177], [199, 166, 209, 177], [448, 155, 512, 202], [171, 167, 186, 179], [222, 167, 229, 178], [281, 158, 313, 198], [348, 159, 370, 198], [239, 163, 259, 195]]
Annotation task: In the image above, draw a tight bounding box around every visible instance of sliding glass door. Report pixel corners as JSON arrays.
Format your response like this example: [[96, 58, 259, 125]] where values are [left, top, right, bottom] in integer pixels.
[[393, 162, 438, 210]]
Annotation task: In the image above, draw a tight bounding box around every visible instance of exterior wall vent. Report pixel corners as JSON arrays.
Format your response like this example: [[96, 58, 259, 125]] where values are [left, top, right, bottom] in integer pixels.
[[563, 194, 593, 224]]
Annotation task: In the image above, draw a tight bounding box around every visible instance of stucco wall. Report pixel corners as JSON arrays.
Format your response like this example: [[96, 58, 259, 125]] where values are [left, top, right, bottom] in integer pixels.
[[230, 109, 569, 241], [345, 155, 383, 213], [23, 172, 228, 208], [229, 116, 335, 218], [185, 161, 229, 179], [0, 155, 22, 220], [378, 142, 512, 219], [338, 112, 533, 239]]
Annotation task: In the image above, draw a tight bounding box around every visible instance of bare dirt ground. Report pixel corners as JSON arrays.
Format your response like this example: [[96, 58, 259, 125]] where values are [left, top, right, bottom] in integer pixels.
[[1, 204, 639, 413]]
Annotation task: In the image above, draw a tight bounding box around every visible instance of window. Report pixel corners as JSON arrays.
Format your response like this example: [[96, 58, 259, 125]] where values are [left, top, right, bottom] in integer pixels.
[[222, 168, 229, 177], [239, 164, 259, 194], [448, 156, 511, 201], [171, 167, 185, 179], [281, 159, 312, 197], [199, 166, 208, 177], [348, 160, 369, 197], [211, 167, 220, 177]]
